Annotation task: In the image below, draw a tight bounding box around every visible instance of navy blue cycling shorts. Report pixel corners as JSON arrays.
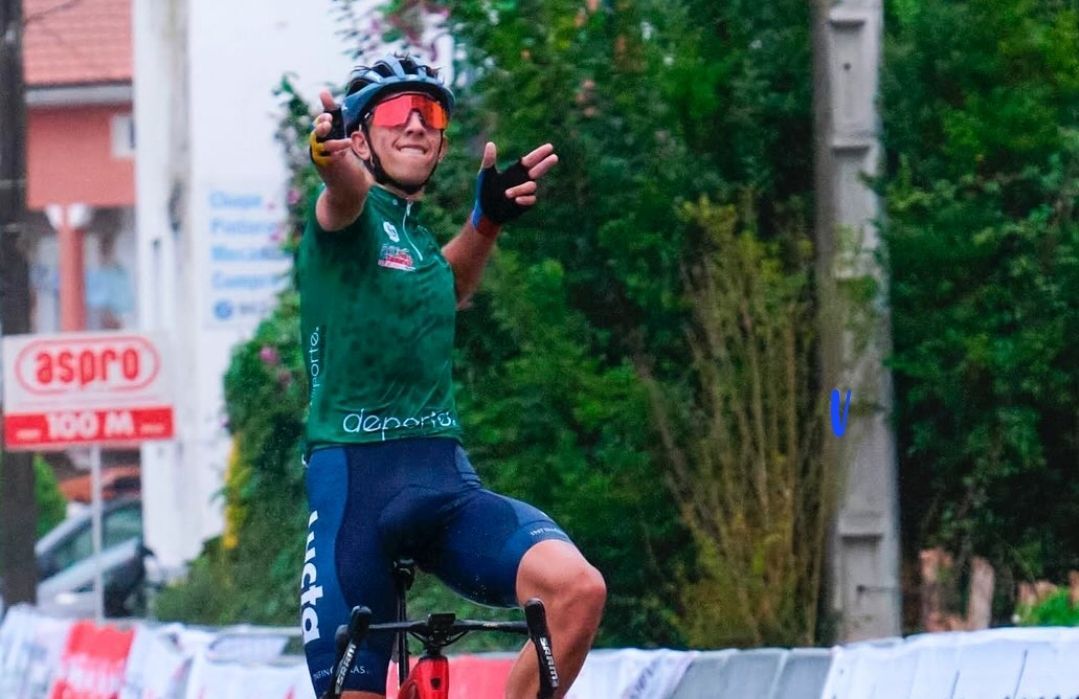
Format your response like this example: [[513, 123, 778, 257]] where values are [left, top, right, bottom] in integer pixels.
[[299, 437, 573, 696]]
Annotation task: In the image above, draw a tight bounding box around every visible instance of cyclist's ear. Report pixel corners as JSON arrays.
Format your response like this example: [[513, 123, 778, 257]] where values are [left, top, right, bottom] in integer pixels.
[[352, 128, 371, 160]]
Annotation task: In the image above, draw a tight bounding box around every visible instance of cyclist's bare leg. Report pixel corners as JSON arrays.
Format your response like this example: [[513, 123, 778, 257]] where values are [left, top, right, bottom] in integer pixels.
[[504, 540, 606, 699], [341, 692, 383, 698]]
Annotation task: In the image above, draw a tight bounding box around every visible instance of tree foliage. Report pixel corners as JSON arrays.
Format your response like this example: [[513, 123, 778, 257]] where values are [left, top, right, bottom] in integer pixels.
[[641, 196, 824, 647], [0, 453, 67, 543], [881, 0, 1079, 599]]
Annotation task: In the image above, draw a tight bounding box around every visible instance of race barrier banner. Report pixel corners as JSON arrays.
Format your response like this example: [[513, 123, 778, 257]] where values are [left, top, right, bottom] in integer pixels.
[[48, 620, 135, 699], [568, 649, 699, 699], [6, 604, 1079, 698], [0, 606, 74, 699], [119, 624, 201, 699], [820, 627, 1079, 699], [182, 650, 312, 699]]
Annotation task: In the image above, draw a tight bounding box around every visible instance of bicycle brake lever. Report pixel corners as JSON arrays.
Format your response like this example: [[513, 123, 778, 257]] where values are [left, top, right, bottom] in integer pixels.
[[323, 625, 350, 699], [331, 606, 372, 697], [524, 599, 559, 698]]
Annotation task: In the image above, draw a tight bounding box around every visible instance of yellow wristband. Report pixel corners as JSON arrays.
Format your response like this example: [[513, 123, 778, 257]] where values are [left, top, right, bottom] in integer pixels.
[[309, 131, 332, 168]]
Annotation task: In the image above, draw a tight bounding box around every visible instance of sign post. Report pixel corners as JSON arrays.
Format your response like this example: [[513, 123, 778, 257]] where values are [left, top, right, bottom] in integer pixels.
[[1, 331, 174, 621], [90, 445, 103, 622]]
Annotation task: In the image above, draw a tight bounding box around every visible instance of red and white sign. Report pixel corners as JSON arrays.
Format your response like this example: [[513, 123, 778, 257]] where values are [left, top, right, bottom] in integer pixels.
[[47, 621, 135, 699], [2, 332, 175, 450]]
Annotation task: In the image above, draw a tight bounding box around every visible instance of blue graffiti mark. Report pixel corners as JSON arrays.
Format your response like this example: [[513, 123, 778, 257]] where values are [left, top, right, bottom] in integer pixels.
[[831, 388, 851, 437]]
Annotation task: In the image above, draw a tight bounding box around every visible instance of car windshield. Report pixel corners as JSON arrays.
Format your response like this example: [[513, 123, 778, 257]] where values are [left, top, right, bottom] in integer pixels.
[[41, 502, 142, 577]]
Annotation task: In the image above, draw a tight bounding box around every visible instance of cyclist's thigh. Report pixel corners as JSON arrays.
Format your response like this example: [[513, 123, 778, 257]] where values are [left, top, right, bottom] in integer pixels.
[[302, 446, 395, 696], [422, 445, 574, 607]]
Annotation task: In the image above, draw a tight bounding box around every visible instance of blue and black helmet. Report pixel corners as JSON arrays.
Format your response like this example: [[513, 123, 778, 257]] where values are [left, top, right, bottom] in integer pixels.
[[342, 54, 455, 135]]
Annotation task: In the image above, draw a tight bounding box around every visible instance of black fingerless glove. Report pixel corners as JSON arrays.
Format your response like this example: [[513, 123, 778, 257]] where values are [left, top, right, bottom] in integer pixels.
[[471, 160, 533, 230]]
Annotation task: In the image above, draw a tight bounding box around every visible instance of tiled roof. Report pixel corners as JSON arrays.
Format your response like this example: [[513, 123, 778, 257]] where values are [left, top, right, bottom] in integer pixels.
[[23, 0, 132, 86]]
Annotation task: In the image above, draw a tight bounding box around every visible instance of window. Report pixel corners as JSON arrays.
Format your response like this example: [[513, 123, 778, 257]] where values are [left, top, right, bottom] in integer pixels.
[[104, 504, 142, 548], [47, 528, 93, 576], [111, 113, 135, 159]]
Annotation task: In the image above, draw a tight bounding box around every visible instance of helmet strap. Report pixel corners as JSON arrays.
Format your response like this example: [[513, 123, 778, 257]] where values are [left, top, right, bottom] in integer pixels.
[[360, 124, 444, 196]]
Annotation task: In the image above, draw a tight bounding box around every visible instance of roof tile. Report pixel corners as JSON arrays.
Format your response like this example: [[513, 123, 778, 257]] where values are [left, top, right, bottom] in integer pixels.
[[23, 0, 132, 86]]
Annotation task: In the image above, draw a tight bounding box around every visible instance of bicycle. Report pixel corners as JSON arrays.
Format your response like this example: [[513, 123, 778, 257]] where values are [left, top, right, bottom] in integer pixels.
[[322, 558, 559, 699]]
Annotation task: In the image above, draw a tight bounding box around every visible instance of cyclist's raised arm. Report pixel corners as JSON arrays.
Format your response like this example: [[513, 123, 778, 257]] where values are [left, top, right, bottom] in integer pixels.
[[443, 140, 558, 306], [310, 90, 373, 232]]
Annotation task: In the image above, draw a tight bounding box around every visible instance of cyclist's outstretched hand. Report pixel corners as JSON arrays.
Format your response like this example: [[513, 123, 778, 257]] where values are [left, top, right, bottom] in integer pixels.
[[310, 90, 370, 193], [472, 142, 559, 227]]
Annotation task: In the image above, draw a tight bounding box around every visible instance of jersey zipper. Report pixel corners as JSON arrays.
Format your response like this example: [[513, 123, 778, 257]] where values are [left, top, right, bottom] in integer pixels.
[[401, 201, 424, 262]]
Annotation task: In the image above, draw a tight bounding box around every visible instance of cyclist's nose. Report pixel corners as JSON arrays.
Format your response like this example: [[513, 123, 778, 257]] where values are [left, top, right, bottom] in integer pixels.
[[403, 110, 428, 134]]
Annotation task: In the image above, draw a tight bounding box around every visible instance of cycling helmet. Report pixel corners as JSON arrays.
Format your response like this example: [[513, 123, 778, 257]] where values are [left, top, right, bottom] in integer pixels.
[[342, 54, 455, 135], [341, 53, 455, 194]]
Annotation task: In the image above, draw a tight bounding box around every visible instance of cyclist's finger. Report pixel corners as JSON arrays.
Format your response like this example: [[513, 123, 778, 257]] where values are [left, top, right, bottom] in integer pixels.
[[528, 153, 559, 180], [520, 143, 555, 170], [514, 195, 537, 207], [313, 117, 332, 139], [505, 180, 537, 199], [479, 141, 497, 171], [318, 89, 338, 113], [319, 139, 353, 154]]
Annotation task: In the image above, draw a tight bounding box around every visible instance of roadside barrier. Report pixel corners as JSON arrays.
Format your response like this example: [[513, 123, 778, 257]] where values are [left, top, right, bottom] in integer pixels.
[[4, 605, 1079, 698]]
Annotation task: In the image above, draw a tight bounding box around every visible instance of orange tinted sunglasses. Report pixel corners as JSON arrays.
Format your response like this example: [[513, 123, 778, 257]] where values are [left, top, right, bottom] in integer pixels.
[[369, 93, 449, 130]]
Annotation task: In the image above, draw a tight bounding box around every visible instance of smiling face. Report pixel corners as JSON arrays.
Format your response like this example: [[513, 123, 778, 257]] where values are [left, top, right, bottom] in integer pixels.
[[352, 93, 449, 195]]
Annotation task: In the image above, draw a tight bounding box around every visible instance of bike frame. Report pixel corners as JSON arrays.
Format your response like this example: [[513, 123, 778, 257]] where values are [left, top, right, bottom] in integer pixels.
[[397, 654, 448, 698], [322, 559, 558, 699]]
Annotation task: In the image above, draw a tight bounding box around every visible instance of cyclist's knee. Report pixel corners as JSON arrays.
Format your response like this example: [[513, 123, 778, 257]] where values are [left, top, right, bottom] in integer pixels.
[[518, 541, 606, 619], [565, 563, 606, 618]]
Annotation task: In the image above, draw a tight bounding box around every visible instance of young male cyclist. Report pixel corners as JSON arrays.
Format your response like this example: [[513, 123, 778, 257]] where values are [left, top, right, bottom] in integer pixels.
[[297, 53, 606, 699]]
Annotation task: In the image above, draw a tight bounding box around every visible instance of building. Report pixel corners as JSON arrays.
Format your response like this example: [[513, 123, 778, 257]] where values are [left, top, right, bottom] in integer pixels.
[[23, 0, 136, 334], [21, 0, 140, 491], [133, 0, 369, 571]]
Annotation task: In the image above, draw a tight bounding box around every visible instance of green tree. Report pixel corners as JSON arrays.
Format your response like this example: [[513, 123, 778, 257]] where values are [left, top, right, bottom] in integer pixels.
[[881, 0, 1079, 607], [0, 453, 67, 545]]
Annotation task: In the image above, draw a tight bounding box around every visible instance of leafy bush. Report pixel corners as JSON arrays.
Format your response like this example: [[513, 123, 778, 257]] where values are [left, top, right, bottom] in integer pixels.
[[0, 453, 67, 542], [32, 456, 67, 538], [1015, 589, 1079, 627], [153, 291, 308, 625]]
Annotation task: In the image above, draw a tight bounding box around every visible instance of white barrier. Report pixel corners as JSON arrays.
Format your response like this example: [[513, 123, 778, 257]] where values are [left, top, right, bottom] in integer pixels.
[[820, 627, 1079, 699], [9, 603, 1079, 699], [120, 624, 198, 699], [567, 649, 699, 699], [0, 605, 74, 699], [183, 651, 313, 699]]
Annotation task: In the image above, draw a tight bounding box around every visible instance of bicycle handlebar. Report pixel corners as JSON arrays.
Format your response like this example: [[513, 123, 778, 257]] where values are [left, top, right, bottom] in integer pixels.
[[322, 598, 559, 699]]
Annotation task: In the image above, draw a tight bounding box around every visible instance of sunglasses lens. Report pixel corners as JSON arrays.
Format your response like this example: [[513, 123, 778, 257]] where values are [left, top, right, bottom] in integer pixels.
[[371, 94, 448, 129]]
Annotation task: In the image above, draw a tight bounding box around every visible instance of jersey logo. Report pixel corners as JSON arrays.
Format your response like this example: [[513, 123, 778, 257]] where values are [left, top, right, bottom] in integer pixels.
[[382, 221, 400, 242], [378, 244, 415, 272]]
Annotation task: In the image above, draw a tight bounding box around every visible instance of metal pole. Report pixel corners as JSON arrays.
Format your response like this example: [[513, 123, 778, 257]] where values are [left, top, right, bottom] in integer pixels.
[[0, 0, 39, 610], [90, 445, 104, 623]]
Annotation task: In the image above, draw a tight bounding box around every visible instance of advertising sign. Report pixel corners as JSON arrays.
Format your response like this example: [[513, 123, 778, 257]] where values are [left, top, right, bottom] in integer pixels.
[[203, 185, 292, 328], [1, 331, 174, 451]]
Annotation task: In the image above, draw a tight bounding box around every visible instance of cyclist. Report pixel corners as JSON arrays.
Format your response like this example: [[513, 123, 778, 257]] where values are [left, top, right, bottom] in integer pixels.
[[297, 53, 606, 699]]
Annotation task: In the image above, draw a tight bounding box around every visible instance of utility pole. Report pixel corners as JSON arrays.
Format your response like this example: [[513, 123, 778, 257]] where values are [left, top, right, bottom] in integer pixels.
[[0, 0, 39, 609], [812, 0, 900, 640]]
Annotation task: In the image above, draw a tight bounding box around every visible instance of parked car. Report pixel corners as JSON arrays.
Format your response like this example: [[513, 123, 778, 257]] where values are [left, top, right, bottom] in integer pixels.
[[0, 497, 151, 618]]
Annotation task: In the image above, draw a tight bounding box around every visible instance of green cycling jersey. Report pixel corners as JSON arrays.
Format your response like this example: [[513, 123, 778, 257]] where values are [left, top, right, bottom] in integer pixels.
[[296, 185, 462, 448]]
